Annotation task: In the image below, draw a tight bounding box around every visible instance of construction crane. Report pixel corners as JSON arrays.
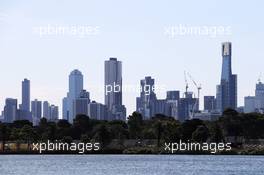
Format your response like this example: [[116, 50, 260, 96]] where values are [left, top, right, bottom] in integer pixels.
[[184, 71, 188, 98], [187, 72, 202, 101], [186, 72, 202, 118]]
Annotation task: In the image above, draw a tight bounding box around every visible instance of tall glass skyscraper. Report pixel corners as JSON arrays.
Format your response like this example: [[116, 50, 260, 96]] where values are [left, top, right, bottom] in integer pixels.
[[63, 69, 84, 123], [216, 42, 237, 112], [104, 58, 126, 120], [21, 79, 30, 112]]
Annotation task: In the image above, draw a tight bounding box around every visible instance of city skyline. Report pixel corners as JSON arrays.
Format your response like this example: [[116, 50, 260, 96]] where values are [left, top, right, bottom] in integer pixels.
[[1, 0, 264, 117], [1, 41, 264, 121]]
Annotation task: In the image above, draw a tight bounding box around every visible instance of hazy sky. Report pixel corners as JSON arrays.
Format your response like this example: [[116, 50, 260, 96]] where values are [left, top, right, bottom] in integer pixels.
[[0, 0, 264, 117]]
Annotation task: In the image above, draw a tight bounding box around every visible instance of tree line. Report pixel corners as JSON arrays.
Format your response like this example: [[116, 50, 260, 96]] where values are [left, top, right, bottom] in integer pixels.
[[1, 108, 264, 153]]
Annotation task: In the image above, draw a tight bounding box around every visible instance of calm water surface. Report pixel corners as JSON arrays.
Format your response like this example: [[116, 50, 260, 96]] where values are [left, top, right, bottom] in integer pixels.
[[0, 155, 263, 175]]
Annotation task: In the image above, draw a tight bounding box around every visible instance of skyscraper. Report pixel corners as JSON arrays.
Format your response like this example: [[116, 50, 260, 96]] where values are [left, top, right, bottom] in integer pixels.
[[73, 90, 90, 117], [179, 92, 197, 121], [244, 96, 255, 113], [255, 81, 264, 109], [88, 101, 108, 120], [136, 76, 157, 119], [21, 79, 30, 112], [204, 96, 216, 111], [3, 98, 18, 123], [105, 58, 126, 120], [43, 101, 50, 118], [63, 69, 84, 123], [165, 91, 180, 119], [49, 105, 59, 122], [216, 42, 237, 112], [31, 99, 42, 126]]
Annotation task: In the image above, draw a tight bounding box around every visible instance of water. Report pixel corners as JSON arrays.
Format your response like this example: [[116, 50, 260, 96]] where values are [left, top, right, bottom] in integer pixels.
[[0, 155, 264, 175]]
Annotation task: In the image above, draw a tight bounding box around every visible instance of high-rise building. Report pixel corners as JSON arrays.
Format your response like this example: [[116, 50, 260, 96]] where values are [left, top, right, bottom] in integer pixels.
[[179, 92, 198, 122], [216, 42, 237, 112], [165, 91, 180, 119], [255, 81, 264, 109], [43, 101, 50, 119], [43, 101, 58, 121], [3, 98, 18, 123], [73, 90, 90, 117], [104, 58, 126, 120], [63, 69, 84, 123], [31, 99, 42, 126], [88, 101, 108, 120], [49, 105, 59, 122], [204, 96, 216, 111], [21, 79, 30, 112], [136, 76, 157, 119], [244, 96, 255, 113], [62, 97, 68, 120], [17, 79, 32, 121]]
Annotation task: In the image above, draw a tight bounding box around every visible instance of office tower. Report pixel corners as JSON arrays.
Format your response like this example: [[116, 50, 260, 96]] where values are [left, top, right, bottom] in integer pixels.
[[73, 90, 90, 117], [17, 79, 32, 121], [216, 42, 237, 112], [63, 69, 84, 123], [204, 96, 216, 111], [255, 81, 264, 110], [49, 105, 59, 121], [3, 98, 17, 123], [88, 101, 108, 120], [43, 101, 50, 119], [21, 79, 30, 112], [31, 99, 42, 126], [62, 97, 68, 120], [105, 58, 126, 120], [178, 92, 198, 122], [165, 91, 180, 119], [244, 96, 255, 113], [136, 76, 157, 119]]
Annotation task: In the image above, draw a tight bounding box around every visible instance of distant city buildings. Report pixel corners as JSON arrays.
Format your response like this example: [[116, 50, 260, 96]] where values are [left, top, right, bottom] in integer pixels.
[[216, 42, 237, 112], [104, 58, 126, 120], [3, 98, 17, 123], [244, 81, 264, 113], [31, 99, 42, 126], [73, 90, 90, 118], [136, 76, 199, 122], [204, 96, 216, 111], [18, 79, 32, 121], [178, 92, 198, 122], [4, 42, 264, 124], [136, 76, 157, 119], [88, 101, 109, 120], [62, 69, 84, 123], [43, 101, 59, 122]]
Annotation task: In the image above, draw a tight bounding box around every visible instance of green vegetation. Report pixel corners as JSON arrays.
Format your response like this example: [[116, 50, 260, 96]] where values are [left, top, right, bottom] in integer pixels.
[[1, 108, 264, 154]]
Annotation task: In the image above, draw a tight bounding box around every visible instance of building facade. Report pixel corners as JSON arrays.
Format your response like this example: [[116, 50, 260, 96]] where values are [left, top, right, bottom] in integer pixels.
[[105, 58, 126, 120], [216, 42, 237, 112]]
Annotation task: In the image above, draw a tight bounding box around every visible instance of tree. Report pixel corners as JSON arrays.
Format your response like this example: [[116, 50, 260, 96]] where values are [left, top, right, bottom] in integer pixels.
[[208, 122, 224, 143], [127, 112, 143, 139], [0, 124, 9, 152], [223, 108, 238, 117], [93, 124, 111, 148], [73, 114, 90, 139], [180, 119, 204, 141], [19, 125, 35, 151], [10, 128, 22, 152], [192, 125, 209, 142]]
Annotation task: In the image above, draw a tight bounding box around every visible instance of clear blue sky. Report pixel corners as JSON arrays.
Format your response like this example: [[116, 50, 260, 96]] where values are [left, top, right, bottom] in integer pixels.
[[0, 0, 264, 117]]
